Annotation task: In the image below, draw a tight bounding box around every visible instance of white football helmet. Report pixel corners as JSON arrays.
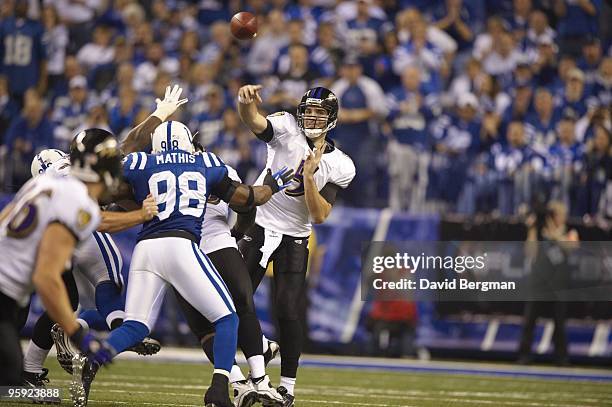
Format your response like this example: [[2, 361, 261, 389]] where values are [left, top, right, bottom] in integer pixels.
[[151, 121, 194, 154], [31, 149, 70, 177]]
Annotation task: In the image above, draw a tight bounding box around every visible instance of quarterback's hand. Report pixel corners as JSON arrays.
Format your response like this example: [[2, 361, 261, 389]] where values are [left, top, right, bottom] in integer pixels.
[[141, 194, 159, 221], [70, 326, 115, 366], [303, 146, 324, 176], [153, 85, 188, 121], [263, 167, 295, 193], [238, 84, 262, 104]]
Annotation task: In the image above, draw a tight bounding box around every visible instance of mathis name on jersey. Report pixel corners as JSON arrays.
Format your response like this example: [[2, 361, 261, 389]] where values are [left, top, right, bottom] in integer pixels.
[[155, 152, 196, 165]]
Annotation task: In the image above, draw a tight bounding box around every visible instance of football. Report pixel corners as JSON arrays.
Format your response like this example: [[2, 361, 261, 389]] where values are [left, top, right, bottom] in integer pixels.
[[230, 11, 257, 40]]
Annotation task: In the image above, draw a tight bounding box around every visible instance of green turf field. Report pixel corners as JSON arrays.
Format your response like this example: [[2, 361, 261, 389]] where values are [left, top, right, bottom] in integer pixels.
[[3, 358, 612, 406]]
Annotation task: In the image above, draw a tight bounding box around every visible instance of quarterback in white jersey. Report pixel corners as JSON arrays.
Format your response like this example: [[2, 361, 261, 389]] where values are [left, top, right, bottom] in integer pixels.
[[237, 85, 355, 405], [0, 129, 122, 386]]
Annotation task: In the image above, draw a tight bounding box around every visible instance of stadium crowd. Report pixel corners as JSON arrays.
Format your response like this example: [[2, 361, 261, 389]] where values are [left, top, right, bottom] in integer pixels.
[[0, 0, 610, 218]]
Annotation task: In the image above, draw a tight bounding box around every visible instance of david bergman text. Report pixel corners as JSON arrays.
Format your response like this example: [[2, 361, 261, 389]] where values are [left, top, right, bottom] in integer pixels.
[[373, 278, 516, 292]]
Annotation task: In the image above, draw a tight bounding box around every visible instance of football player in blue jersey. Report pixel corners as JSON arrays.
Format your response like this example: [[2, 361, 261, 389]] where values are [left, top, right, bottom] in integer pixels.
[[71, 116, 293, 407]]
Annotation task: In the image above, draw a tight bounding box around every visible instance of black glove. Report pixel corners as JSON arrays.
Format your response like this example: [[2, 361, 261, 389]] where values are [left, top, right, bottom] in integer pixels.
[[263, 167, 295, 194]]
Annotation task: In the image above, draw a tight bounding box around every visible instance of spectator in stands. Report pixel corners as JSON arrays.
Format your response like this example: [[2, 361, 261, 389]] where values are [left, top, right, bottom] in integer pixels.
[[310, 21, 338, 85], [578, 124, 611, 216], [108, 86, 140, 140], [374, 30, 401, 92], [592, 57, 611, 108], [200, 22, 239, 85], [433, 0, 476, 53], [473, 16, 508, 61], [499, 82, 533, 136], [525, 87, 559, 153], [556, 68, 590, 119], [489, 121, 545, 214], [430, 93, 481, 208], [50, 0, 103, 51], [99, 62, 134, 106], [0, 75, 18, 141], [482, 31, 523, 89], [190, 85, 226, 148], [133, 42, 179, 93], [548, 113, 583, 208], [551, 54, 577, 97], [393, 18, 444, 90], [507, 0, 532, 44], [386, 65, 438, 212], [578, 37, 603, 85], [449, 58, 482, 102], [285, 0, 324, 47], [331, 55, 388, 206], [42, 5, 68, 96], [343, 0, 387, 78], [246, 9, 289, 79], [396, 7, 457, 67], [554, 0, 601, 57], [177, 30, 201, 66], [51, 75, 96, 150], [208, 108, 249, 171], [267, 44, 318, 112], [0, 0, 47, 106], [76, 25, 115, 71], [530, 35, 558, 87], [526, 9, 556, 50], [4, 89, 55, 190]]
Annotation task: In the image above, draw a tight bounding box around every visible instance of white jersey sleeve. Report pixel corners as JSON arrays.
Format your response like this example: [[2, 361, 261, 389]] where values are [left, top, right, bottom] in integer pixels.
[[328, 150, 356, 189], [50, 181, 101, 241], [266, 111, 299, 146]]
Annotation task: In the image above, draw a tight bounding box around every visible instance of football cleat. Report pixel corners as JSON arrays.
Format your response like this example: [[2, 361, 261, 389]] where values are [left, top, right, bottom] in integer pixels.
[[263, 340, 280, 366], [276, 386, 295, 407], [254, 375, 284, 406], [204, 383, 233, 407], [127, 337, 161, 356], [22, 368, 50, 387], [69, 354, 99, 407], [232, 379, 258, 407], [51, 323, 78, 374], [22, 368, 61, 404]]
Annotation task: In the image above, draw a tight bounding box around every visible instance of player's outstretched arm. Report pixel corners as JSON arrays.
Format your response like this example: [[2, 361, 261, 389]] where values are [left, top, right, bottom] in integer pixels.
[[98, 194, 158, 233], [237, 84, 268, 135], [220, 168, 294, 207], [32, 223, 81, 336], [122, 85, 188, 154]]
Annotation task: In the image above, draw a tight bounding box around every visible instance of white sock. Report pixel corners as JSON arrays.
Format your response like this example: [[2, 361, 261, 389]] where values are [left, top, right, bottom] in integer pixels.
[[247, 355, 265, 379], [106, 310, 125, 329], [280, 376, 296, 395], [229, 364, 246, 383], [23, 341, 49, 374], [262, 335, 269, 353]]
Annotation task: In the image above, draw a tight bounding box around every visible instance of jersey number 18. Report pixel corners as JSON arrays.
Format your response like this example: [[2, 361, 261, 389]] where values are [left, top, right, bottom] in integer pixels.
[[148, 171, 206, 220]]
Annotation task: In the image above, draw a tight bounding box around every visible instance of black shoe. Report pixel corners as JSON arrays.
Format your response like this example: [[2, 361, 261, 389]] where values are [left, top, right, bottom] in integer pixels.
[[127, 337, 161, 356], [22, 368, 50, 387], [276, 386, 295, 407], [263, 340, 280, 366], [70, 355, 100, 407], [204, 379, 233, 407], [22, 368, 61, 404]]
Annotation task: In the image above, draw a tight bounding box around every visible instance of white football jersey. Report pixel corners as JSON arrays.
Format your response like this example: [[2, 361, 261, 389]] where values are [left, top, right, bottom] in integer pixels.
[[254, 112, 356, 237], [200, 164, 242, 254], [0, 174, 101, 306]]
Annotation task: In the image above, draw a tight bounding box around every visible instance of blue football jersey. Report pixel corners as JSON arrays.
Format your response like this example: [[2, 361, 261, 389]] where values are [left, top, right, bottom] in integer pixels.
[[123, 150, 228, 240]]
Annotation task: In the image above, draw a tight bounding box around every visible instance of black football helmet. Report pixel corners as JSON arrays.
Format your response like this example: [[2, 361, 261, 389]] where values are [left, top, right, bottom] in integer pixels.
[[69, 128, 122, 192], [297, 87, 338, 138]]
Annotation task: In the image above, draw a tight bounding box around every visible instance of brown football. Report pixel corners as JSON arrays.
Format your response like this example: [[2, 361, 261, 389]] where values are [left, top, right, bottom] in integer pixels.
[[230, 11, 257, 40]]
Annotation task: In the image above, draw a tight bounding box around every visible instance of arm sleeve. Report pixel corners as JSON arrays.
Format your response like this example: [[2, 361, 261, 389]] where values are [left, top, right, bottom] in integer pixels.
[[256, 111, 295, 145], [330, 155, 356, 189], [320, 183, 341, 205], [50, 185, 101, 242]]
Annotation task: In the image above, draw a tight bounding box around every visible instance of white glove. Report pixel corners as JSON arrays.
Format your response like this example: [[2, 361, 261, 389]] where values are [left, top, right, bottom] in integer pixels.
[[152, 85, 188, 121]]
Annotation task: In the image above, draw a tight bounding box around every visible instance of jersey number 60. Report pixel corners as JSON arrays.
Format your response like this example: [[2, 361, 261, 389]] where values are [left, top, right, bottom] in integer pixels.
[[148, 171, 206, 220]]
